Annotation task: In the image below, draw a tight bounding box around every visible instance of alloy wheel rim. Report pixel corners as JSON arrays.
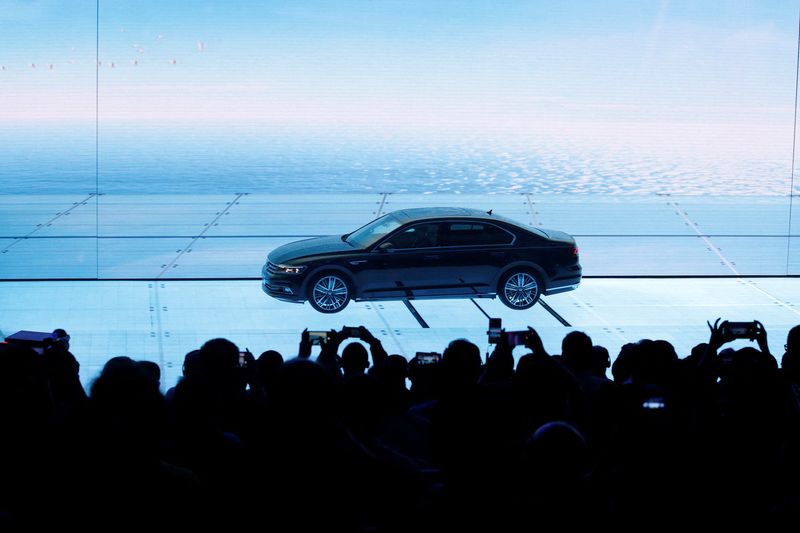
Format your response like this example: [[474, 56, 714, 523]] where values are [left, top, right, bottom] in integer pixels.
[[313, 275, 348, 310], [504, 272, 537, 307]]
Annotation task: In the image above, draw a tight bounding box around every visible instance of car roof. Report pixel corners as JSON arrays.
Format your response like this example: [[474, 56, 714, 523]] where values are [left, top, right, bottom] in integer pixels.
[[389, 206, 549, 238], [391, 207, 496, 222]]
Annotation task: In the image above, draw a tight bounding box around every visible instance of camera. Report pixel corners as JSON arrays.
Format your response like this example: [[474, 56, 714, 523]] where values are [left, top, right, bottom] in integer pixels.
[[487, 318, 502, 344], [416, 351, 441, 364], [342, 326, 362, 338], [308, 330, 329, 345], [505, 330, 531, 348], [722, 320, 757, 340]]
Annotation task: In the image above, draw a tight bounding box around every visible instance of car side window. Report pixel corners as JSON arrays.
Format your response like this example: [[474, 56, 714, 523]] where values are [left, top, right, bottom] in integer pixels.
[[441, 222, 514, 247], [383, 222, 441, 249]]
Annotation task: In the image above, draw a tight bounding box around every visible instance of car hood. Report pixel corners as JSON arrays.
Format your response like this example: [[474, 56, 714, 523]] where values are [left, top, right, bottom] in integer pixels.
[[268, 235, 355, 264], [540, 228, 575, 244]]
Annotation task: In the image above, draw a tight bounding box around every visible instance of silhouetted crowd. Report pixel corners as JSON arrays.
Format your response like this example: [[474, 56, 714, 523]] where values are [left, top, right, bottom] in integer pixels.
[[2, 320, 800, 531]]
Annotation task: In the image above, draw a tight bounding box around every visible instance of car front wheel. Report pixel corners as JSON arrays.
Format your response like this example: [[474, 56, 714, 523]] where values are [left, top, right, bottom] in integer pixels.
[[498, 269, 541, 310], [308, 272, 352, 313]]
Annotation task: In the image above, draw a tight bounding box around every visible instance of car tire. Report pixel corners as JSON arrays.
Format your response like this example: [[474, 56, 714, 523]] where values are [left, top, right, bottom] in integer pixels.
[[498, 268, 542, 310], [307, 271, 352, 313]]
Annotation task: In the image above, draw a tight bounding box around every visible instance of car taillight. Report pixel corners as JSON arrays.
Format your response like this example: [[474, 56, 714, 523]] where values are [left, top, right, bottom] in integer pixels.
[[573, 247, 579, 256]]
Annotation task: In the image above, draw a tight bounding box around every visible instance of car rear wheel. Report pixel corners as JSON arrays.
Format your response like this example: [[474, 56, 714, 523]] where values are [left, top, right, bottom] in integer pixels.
[[498, 269, 541, 310], [308, 272, 352, 313]]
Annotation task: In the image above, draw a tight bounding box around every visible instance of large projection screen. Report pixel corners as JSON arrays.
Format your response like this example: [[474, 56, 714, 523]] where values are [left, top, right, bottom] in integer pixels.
[[1, 1, 799, 279]]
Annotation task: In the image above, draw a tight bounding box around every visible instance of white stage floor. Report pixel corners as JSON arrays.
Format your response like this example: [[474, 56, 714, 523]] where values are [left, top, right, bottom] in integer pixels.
[[2, 277, 798, 390]]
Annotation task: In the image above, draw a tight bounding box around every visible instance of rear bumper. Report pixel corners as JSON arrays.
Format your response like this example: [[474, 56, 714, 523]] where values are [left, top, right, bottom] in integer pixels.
[[544, 281, 581, 295], [544, 266, 582, 295]]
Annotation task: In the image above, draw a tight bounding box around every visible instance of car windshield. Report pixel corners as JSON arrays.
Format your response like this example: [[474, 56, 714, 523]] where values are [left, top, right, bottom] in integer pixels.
[[346, 214, 404, 248]]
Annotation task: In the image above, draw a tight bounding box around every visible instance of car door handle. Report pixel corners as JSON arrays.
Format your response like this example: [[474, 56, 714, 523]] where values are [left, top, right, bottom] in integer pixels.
[[423, 255, 440, 260], [349, 260, 368, 265]]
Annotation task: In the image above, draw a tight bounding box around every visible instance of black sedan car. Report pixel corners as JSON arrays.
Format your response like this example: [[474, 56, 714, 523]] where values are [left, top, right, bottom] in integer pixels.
[[262, 207, 581, 313]]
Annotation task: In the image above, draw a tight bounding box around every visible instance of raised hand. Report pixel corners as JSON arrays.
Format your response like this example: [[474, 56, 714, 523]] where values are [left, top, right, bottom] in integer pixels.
[[754, 319, 770, 355], [299, 328, 312, 358], [707, 318, 728, 350], [321, 328, 344, 356], [358, 325, 377, 344], [489, 327, 512, 359], [523, 326, 548, 356]]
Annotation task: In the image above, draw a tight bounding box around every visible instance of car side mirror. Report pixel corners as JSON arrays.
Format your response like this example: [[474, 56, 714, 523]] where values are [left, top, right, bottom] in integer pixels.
[[376, 241, 394, 253]]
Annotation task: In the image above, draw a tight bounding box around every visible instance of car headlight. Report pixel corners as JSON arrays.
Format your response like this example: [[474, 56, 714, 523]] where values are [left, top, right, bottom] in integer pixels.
[[276, 264, 306, 275]]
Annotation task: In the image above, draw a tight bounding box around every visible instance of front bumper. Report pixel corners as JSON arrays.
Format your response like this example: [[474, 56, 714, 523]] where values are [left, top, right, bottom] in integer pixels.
[[262, 262, 305, 303]]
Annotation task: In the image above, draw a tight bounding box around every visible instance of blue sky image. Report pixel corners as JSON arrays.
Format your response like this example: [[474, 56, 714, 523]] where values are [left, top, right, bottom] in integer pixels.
[[0, 1, 798, 194]]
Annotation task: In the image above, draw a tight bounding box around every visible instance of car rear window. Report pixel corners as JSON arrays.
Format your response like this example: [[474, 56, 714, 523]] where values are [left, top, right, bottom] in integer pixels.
[[443, 222, 513, 246]]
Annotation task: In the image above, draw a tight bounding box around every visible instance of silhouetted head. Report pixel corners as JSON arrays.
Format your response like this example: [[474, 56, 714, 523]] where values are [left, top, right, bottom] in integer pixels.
[[51, 328, 70, 351], [782, 351, 800, 383], [716, 346, 775, 389], [781, 325, 800, 381], [714, 347, 781, 430], [514, 352, 575, 401], [42, 341, 80, 378], [515, 352, 537, 375], [524, 421, 589, 481], [182, 349, 202, 379], [562, 331, 593, 375], [612, 343, 638, 383], [257, 349, 284, 385], [137, 360, 161, 389], [689, 342, 708, 361], [270, 358, 339, 421], [631, 339, 678, 386], [591, 345, 610, 378], [787, 325, 800, 354], [341, 342, 370, 377], [441, 338, 482, 390], [40, 341, 86, 406], [407, 354, 439, 402], [381, 354, 408, 387], [90, 356, 165, 449], [91, 356, 145, 394], [198, 337, 240, 384]]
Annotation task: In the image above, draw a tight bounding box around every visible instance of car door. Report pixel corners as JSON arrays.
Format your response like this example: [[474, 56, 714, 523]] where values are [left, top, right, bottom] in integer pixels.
[[355, 221, 446, 298], [432, 220, 516, 295]]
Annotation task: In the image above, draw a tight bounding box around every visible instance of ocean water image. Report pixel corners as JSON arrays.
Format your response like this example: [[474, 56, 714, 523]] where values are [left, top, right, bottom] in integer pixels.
[[0, 121, 794, 196]]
